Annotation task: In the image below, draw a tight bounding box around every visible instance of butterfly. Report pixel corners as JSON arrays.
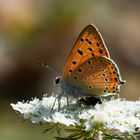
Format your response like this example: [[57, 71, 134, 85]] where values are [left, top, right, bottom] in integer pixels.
[[47, 24, 125, 107]]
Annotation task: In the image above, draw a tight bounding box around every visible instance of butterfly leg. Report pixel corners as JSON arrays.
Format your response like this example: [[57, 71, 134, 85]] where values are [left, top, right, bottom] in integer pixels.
[[51, 96, 57, 110], [57, 94, 62, 110], [66, 93, 69, 107], [51, 89, 65, 110]]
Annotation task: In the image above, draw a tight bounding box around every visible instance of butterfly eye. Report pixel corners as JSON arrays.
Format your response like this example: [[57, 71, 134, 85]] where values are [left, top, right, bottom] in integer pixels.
[[55, 77, 61, 84]]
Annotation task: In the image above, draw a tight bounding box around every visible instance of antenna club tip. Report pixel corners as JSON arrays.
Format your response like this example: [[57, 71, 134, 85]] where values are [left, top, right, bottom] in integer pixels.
[[38, 61, 47, 67], [38, 60, 58, 76]]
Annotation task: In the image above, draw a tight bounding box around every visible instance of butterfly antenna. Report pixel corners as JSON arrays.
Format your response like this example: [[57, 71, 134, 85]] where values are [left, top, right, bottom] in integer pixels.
[[38, 61, 58, 76]]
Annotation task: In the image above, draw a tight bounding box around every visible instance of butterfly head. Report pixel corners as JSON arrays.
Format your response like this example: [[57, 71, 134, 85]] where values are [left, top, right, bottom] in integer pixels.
[[54, 76, 63, 86], [39, 61, 63, 87]]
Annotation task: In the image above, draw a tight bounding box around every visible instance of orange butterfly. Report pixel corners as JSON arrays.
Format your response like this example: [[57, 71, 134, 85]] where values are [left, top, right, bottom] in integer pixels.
[[40, 24, 125, 108], [54, 24, 125, 100]]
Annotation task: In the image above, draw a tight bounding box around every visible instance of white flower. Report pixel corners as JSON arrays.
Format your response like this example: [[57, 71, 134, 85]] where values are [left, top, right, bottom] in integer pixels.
[[52, 112, 76, 126], [11, 96, 140, 133], [85, 118, 94, 131], [92, 112, 107, 124]]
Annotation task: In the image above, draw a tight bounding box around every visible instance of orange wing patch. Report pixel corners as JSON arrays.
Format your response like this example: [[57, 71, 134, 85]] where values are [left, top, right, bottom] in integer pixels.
[[63, 24, 110, 79]]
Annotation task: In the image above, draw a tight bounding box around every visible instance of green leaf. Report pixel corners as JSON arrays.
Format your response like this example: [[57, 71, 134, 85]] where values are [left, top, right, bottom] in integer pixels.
[[55, 137, 77, 140], [66, 128, 81, 132], [43, 123, 57, 133]]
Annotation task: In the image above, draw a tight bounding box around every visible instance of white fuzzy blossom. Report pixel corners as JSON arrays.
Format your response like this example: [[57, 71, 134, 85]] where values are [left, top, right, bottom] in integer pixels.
[[11, 95, 140, 133]]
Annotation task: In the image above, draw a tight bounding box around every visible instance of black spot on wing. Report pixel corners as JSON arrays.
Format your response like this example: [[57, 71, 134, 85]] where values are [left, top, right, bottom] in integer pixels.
[[77, 49, 83, 55], [72, 61, 77, 65], [74, 76, 77, 79], [88, 86, 92, 89], [97, 43, 99, 47], [78, 68, 82, 72], [113, 71, 116, 74], [105, 78, 108, 81], [114, 78, 118, 82], [88, 41, 92, 44], [88, 47, 92, 51], [80, 38, 84, 42], [90, 65, 93, 69], [88, 61, 91, 65], [99, 49, 103, 54], [98, 66, 102, 70]]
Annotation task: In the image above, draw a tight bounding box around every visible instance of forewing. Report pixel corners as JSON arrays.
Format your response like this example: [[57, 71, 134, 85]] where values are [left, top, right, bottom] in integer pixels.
[[63, 24, 110, 79]]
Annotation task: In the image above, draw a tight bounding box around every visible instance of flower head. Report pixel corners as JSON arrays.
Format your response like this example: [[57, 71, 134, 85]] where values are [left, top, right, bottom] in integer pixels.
[[11, 96, 140, 133]]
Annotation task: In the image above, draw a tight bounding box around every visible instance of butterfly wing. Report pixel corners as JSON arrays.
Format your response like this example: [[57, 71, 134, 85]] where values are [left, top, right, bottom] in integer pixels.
[[67, 56, 125, 97], [63, 24, 110, 79]]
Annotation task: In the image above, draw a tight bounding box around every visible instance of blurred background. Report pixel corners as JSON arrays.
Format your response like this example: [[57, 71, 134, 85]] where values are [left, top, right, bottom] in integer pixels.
[[0, 0, 140, 139]]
